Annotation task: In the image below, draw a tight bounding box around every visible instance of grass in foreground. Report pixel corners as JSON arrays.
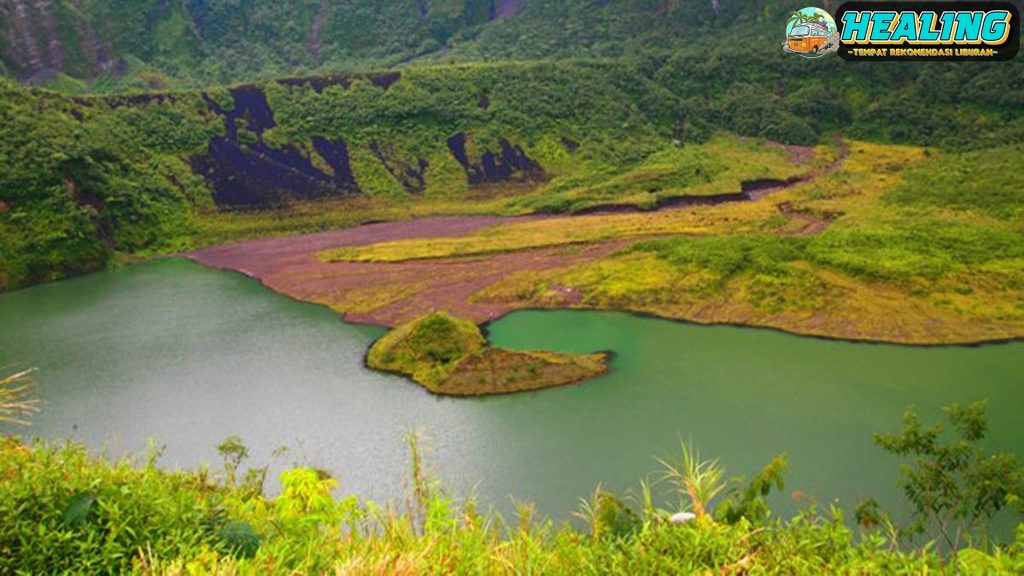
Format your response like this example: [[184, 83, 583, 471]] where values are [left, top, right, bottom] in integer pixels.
[[1, 402, 1022, 574], [366, 312, 608, 395]]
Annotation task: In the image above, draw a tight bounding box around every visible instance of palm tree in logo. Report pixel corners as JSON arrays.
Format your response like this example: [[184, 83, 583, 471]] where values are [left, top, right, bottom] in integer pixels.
[[787, 10, 827, 32], [787, 10, 810, 32], [807, 13, 828, 27]]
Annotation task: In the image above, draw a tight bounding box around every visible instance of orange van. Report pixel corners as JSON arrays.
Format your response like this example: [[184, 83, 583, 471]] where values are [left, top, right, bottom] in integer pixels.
[[787, 23, 829, 54]]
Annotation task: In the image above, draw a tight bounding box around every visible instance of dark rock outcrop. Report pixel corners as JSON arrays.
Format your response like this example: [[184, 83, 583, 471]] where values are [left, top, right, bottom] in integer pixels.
[[369, 142, 429, 194], [191, 86, 360, 208], [446, 132, 544, 186]]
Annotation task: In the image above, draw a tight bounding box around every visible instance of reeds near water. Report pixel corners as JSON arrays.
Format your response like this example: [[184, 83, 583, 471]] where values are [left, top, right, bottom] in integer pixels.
[[0, 368, 38, 425]]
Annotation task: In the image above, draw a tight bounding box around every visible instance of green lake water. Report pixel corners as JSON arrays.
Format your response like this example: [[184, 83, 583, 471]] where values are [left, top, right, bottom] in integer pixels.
[[1, 258, 1022, 522]]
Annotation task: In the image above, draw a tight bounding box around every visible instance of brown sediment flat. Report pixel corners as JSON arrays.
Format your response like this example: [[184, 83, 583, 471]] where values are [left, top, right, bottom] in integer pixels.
[[190, 215, 530, 275], [188, 214, 628, 326]]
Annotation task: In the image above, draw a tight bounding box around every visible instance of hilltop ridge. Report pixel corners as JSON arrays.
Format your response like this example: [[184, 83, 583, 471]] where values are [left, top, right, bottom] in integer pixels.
[[0, 0, 736, 89]]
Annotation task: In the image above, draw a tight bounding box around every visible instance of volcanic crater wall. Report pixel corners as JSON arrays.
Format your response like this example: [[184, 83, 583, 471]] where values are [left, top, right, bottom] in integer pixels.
[[188, 81, 549, 208]]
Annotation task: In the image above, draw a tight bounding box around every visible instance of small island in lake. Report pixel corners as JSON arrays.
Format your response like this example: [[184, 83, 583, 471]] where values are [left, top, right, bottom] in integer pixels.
[[367, 312, 609, 395]]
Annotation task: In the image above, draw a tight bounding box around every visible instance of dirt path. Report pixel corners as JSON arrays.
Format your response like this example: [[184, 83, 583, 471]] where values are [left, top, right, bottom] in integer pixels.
[[191, 215, 531, 276], [763, 137, 849, 236]]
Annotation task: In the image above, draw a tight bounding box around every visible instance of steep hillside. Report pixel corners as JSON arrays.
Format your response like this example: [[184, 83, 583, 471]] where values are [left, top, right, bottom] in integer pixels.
[[0, 0, 525, 89], [0, 0, 855, 89], [1, 0, 1022, 291], [0, 62, 677, 289], [11, 0, 1022, 92], [2, 40, 1022, 292]]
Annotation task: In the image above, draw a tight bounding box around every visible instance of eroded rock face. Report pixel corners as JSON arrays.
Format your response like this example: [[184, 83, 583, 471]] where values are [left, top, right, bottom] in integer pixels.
[[446, 132, 544, 186], [191, 86, 360, 208], [0, 0, 514, 84], [187, 81, 550, 206], [369, 141, 429, 194], [3, 0, 65, 82], [1, 0, 136, 82]]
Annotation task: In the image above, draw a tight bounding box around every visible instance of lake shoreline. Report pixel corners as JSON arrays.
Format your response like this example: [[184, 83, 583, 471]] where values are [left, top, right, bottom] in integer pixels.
[[181, 247, 1024, 350], [182, 137, 1024, 349], [166, 251, 1021, 398], [3, 258, 1022, 532]]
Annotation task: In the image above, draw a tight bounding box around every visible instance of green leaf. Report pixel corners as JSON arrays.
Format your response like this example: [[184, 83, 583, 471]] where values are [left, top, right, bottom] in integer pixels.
[[61, 492, 96, 529], [218, 521, 262, 559]]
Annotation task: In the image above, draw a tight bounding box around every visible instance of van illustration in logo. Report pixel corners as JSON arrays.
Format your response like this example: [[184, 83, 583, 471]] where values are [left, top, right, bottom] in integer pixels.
[[784, 7, 839, 58]]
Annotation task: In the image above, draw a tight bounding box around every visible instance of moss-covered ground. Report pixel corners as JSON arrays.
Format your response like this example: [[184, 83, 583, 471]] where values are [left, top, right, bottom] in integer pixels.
[[366, 312, 608, 395]]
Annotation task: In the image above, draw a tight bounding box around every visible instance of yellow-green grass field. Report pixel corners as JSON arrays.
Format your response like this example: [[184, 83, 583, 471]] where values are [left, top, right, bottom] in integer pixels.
[[310, 140, 1024, 344]]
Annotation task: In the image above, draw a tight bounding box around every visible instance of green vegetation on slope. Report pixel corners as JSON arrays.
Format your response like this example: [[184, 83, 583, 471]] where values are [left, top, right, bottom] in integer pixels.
[[0, 77, 219, 289], [367, 312, 607, 394], [0, 59, 792, 291], [7, 54, 1018, 344], [626, 143, 1024, 295], [0, 4, 1021, 294], [367, 311, 486, 388], [3, 0, 1020, 170], [2, 403, 1022, 573], [0, 1, 834, 87], [885, 145, 1024, 220], [1, 0, 501, 89], [0, 61, 673, 289]]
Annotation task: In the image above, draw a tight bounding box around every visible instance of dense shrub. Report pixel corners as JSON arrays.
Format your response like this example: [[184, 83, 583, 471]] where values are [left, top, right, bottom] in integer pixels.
[[2, 403, 1022, 574]]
